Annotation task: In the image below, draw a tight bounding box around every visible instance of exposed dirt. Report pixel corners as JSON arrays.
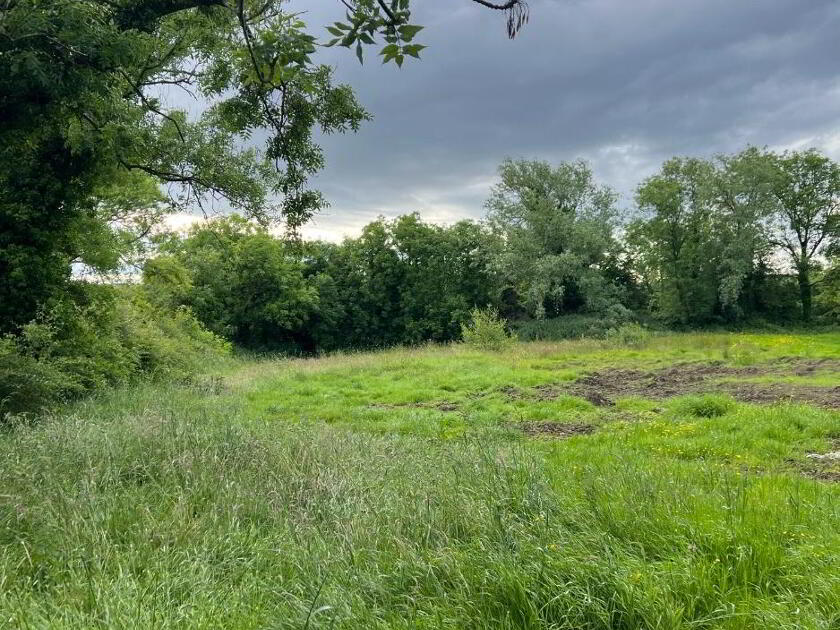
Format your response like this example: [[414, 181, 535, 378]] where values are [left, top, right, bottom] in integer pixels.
[[559, 359, 840, 409], [805, 470, 840, 482], [728, 383, 840, 408], [799, 441, 840, 482], [498, 385, 526, 399], [368, 401, 460, 412], [520, 422, 595, 439]]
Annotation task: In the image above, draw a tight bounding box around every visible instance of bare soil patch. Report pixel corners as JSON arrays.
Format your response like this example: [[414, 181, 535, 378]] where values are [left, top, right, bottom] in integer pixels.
[[368, 401, 460, 412], [562, 359, 840, 409], [805, 470, 840, 482], [520, 422, 595, 439], [498, 385, 526, 399], [800, 442, 840, 482]]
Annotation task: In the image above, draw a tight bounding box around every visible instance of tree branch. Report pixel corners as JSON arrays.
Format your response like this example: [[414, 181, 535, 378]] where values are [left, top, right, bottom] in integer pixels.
[[115, 0, 228, 31], [376, 0, 398, 24], [469, 0, 519, 9], [118, 69, 186, 143]]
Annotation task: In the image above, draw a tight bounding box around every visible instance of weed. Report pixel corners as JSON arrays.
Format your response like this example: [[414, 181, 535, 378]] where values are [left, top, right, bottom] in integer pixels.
[[461, 306, 516, 351], [672, 394, 737, 418]]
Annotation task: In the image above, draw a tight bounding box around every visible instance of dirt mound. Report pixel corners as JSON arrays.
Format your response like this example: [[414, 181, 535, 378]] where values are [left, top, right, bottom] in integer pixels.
[[520, 422, 595, 439], [567, 359, 840, 409]]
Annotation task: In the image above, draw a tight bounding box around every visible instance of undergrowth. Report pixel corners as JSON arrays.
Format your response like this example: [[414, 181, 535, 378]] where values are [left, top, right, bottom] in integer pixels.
[[1, 332, 839, 628]]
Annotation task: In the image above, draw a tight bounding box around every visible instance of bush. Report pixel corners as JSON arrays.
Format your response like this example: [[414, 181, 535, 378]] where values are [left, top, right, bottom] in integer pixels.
[[605, 323, 651, 347], [1, 284, 230, 416], [0, 337, 76, 415], [461, 307, 515, 351], [514, 310, 634, 341]]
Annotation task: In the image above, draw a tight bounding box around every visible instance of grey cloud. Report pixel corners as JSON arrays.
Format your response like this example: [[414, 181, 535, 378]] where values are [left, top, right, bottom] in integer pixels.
[[286, 0, 840, 239]]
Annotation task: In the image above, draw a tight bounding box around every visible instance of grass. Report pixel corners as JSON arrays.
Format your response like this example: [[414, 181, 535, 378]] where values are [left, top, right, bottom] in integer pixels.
[[1, 332, 839, 628]]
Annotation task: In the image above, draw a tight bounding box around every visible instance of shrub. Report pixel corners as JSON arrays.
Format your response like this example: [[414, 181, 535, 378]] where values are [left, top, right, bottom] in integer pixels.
[[605, 322, 651, 347], [1, 284, 230, 417], [461, 307, 515, 351], [0, 336, 78, 414], [514, 310, 635, 342]]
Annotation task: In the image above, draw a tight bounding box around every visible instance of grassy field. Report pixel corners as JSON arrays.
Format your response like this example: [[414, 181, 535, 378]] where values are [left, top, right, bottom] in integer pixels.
[[1, 332, 839, 628]]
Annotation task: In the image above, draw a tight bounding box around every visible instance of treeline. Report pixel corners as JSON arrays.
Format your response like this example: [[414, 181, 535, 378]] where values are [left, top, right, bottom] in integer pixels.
[[146, 214, 499, 352], [144, 148, 839, 353], [2, 148, 838, 412]]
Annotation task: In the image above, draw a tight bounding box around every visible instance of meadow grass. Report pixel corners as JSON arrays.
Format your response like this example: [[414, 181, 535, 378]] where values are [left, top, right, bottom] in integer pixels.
[[1, 332, 838, 628]]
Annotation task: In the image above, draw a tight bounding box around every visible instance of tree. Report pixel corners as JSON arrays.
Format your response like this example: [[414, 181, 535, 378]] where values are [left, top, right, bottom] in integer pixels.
[[150, 216, 318, 349], [711, 148, 776, 315], [298, 214, 500, 350], [629, 158, 719, 323], [390, 214, 500, 343], [0, 0, 527, 332], [486, 158, 625, 319], [766, 150, 840, 322], [815, 239, 840, 321], [629, 152, 779, 324]]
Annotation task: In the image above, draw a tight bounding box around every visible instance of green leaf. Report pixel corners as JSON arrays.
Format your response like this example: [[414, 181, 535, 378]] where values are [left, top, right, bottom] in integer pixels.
[[397, 24, 423, 42], [355, 42, 363, 64], [359, 33, 375, 45], [326, 26, 343, 37], [402, 44, 426, 59], [395, 54, 404, 68], [379, 44, 399, 56]]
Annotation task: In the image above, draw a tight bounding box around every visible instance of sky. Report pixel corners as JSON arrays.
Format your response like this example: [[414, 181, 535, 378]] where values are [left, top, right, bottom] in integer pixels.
[[167, 0, 840, 241]]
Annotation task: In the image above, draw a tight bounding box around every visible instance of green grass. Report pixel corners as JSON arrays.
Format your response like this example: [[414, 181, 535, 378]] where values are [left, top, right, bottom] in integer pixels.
[[1, 332, 839, 628]]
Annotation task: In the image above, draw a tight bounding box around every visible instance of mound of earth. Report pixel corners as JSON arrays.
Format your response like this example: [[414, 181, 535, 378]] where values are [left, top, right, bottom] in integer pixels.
[[533, 358, 840, 409]]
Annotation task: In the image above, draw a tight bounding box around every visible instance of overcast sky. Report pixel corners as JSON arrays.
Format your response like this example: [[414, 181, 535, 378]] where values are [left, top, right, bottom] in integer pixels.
[[168, 0, 840, 240]]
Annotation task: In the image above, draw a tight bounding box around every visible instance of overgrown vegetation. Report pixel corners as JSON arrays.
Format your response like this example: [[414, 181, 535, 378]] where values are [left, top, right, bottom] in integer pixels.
[[3, 149, 839, 413], [138, 150, 839, 357], [4, 2, 838, 626], [461, 306, 516, 351], [2, 333, 838, 628], [1, 285, 229, 415]]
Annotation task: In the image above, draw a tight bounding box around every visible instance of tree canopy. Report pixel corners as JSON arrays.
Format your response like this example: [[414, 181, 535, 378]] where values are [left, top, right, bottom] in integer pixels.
[[0, 0, 528, 331], [487, 159, 625, 319]]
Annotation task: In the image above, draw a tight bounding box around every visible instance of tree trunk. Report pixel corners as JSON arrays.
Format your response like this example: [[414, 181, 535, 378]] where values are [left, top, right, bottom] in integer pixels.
[[797, 264, 812, 322]]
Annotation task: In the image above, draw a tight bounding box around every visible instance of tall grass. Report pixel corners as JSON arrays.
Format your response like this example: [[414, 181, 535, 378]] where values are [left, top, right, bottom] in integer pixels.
[[1, 378, 838, 628]]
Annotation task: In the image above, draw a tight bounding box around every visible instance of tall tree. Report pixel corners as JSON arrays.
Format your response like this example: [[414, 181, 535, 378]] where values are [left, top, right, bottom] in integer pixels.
[[486, 159, 625, 319], [629, 158, 719, 323], [710, 148, 775, 317], [0, 0, 527, 332], [630, 151, 780, 324], [766, 150, 840, 321]]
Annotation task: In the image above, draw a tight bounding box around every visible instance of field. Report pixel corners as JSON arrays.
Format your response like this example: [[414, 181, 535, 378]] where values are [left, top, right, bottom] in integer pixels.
[[1, 332, 839, 629]]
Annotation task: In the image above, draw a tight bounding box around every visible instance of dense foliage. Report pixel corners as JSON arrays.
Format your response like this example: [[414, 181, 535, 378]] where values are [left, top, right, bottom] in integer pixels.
[[149, 213, 501, 352], [0, 0, 524, 333], [2, 147, 837, 414], [487, 159, 628, 320], [1, 283, 229, 414], [0, 0, 528, 412], [629, 148, 838, 324]]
